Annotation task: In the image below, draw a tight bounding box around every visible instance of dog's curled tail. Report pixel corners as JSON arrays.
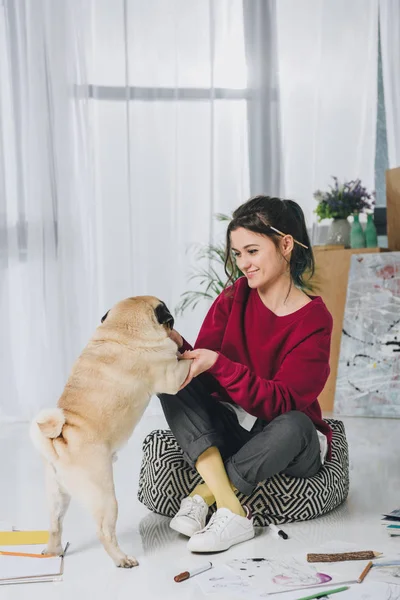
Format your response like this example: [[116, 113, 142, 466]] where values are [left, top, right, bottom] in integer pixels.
[[34, 408, 65, 438], [30, 408, 65, 462]]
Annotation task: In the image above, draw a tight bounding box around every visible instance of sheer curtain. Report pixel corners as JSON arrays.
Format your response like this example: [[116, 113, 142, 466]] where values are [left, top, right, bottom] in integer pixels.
[[276, 0, 379, 225], [0, 0, 98, 421], [379, 0, 400, 168], [0, 1, 381, 422], [243, 0, 282, 197], [88, 0, 250, 349], [0, 0, 251, 421]]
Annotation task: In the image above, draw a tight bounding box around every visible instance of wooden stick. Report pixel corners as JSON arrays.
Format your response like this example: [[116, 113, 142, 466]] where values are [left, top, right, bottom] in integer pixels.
[[268, 226, 309, 249], [358, 560, 373, 583], [307, 551, 382, 563]]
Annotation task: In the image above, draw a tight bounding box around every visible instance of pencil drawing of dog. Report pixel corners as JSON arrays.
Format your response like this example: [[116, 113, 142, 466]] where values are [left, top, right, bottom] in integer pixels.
[[30, 296, 191, 567]]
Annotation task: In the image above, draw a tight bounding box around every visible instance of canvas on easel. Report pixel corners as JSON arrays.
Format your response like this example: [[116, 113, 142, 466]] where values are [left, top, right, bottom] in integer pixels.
[[334, 252, 400, 417]]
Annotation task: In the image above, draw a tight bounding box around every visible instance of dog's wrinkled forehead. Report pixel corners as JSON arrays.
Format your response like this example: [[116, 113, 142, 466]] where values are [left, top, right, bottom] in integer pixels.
[[100, 297, 174, 330]]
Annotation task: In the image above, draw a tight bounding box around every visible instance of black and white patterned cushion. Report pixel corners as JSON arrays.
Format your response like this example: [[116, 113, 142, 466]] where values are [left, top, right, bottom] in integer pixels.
[[137, 419, 349, 527]]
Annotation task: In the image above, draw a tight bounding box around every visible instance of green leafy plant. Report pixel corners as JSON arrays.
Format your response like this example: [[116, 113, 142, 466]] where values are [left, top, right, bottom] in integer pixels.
[[175, 213, 242, 315]]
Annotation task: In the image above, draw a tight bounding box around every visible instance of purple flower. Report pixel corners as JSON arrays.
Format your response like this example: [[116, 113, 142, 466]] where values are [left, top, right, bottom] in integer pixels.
[[314, 177, 375, 221]]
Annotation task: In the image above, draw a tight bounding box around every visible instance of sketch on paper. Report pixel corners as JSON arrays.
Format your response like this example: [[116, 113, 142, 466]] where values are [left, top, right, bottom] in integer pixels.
[[339, 582, 400, 600], [262, 582, 400, 600], [334, 252, 400, 417], [196, 557, 389, 598], [372, 564, 400, 587], [195, 565, 253, 596], [227, 557, 333, 593], [195, 559, 332, 597]]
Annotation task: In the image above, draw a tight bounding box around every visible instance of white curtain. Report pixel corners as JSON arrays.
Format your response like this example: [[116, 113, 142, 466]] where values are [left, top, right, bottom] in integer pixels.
[[88, 0, 250, 349], [0, 0, 251, 421], [0, 1, 98, 422], [276, 0, 379, 226], [243, 0, 283, 197], [0, 0, 382, 422], [379, 0, 400, 169]]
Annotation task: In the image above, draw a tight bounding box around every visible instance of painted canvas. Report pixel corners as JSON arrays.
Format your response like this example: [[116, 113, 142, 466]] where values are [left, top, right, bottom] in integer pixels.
[[334, 252, 400, 417]]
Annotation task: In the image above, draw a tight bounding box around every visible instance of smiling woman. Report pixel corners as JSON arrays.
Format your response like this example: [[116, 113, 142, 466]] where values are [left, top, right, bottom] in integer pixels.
[[230, 227, 312, 314], [158, 195, 334, 555], [225, 196, 314, 300]]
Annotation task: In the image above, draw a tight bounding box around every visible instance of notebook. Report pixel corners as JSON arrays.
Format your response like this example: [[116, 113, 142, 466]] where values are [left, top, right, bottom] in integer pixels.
[[0, 531, 49, 545], [0, 545, 65, 586], [387, 525, 400, 536], [381, 508, 400, 535]]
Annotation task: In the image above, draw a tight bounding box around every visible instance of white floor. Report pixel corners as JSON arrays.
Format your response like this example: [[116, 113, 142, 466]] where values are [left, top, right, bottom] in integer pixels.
[[1, 413, 399, 599]]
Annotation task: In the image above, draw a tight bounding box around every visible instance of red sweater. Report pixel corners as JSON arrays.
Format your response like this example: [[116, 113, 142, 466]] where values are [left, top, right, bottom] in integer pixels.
[[181, 277, 333, 455]]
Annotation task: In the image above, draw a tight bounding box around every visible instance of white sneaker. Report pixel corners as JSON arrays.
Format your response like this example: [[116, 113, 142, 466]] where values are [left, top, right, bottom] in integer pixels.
[[169, 495, 209, 537], [187, 506, 254, 553]]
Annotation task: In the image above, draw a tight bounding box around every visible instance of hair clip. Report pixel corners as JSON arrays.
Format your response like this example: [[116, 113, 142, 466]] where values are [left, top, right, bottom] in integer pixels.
[[268, 226, 309, 249]]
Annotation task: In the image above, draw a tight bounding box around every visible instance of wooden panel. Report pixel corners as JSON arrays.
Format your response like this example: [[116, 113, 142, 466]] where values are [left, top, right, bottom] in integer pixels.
[[386, 166, 400, 251], [313, 247, 385, 412]]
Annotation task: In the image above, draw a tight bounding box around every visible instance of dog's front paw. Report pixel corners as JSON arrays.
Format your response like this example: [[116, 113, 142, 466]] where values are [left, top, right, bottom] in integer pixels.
[[116, 555, 139, 568]]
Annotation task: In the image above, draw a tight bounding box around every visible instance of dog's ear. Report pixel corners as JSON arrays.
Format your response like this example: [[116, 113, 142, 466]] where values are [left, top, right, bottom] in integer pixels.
[[101, 310, 109, 323], [155, 302, 174, 329]]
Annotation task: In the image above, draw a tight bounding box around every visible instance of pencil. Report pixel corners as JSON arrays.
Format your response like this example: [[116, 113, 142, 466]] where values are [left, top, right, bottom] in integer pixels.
[[0, 550, 56, 558], [307, 551, 382, 562], [357, 560, 373, 583]]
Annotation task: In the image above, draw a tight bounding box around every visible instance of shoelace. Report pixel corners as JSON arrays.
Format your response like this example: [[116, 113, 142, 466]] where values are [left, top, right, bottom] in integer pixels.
[[180, 499, 205, 523], [200, 511, 229, 534]]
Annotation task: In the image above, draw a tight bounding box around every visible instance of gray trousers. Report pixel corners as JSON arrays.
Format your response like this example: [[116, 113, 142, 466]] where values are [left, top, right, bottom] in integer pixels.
[[158, 377, 322, 496]]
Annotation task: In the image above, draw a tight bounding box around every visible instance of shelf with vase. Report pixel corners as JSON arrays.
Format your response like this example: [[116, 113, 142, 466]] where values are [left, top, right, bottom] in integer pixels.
[[314, 177, 375, 249]]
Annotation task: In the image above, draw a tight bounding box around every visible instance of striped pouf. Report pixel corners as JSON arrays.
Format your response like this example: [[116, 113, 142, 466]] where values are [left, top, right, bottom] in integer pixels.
[[137, 419, 349, 527]]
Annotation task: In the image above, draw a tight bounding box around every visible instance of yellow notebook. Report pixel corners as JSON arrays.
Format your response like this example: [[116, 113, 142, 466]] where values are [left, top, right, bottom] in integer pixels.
[[0, 531, 49, 546]]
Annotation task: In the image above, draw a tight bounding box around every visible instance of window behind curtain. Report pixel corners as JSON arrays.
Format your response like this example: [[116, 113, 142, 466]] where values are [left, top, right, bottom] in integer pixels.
[[86, 0, 250, 341]]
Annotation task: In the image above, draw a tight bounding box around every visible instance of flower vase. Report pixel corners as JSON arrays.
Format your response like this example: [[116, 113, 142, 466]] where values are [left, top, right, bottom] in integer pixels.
[[326, 218, 351, 247], [365, 213, 378, 248], [350, 213, 366, 249]]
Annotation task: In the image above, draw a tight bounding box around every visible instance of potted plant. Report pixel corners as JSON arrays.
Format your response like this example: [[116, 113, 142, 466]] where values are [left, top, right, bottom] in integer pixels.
[[314, 177, 375, 247], [175, 214, 242, 315]]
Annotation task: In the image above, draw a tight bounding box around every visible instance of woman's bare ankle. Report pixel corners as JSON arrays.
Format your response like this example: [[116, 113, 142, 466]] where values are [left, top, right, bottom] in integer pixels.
[[189, 483, 215, 507], [215, 495, 245, 517]]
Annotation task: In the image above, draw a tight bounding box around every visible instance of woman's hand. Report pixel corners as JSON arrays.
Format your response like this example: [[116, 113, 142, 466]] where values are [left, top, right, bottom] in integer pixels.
[[168, 328, 183, 349], [178, 349, 218, 390]]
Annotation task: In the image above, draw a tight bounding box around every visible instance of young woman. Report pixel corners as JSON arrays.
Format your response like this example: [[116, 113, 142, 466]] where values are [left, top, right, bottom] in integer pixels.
[[158, 196, 333, 553]]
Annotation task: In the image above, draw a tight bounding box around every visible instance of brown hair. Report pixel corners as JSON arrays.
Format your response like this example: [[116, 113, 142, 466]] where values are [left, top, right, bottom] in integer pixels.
[[224, 196, 314, 289]]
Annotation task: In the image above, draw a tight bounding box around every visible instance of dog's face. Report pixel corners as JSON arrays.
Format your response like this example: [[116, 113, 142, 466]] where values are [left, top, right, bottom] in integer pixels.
[[100, 296, 174, 334]]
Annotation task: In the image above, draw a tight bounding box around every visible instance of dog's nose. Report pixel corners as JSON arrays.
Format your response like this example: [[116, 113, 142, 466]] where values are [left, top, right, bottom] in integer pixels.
[[166, 315, 174, 329], [155, 302, 174, 329]]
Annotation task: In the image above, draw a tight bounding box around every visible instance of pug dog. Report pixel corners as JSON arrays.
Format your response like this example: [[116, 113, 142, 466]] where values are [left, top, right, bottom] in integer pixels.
[[30, 296, 191, 568]]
